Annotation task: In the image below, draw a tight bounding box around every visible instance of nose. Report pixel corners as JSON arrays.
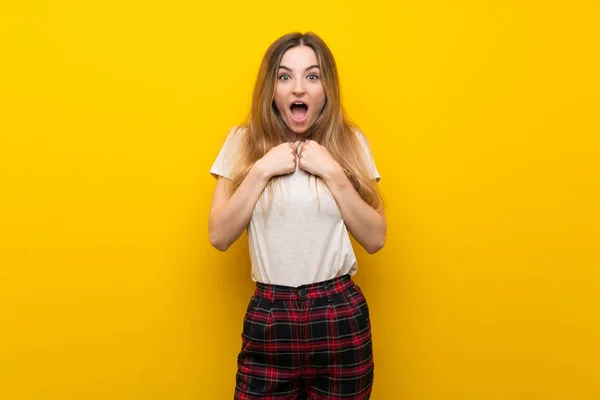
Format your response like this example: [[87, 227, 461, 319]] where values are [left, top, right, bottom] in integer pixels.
[[292, 78, 306, 95]]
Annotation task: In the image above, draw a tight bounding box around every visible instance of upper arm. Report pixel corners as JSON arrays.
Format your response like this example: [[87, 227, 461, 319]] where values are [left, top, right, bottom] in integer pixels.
[[209, 176, 231, 218]]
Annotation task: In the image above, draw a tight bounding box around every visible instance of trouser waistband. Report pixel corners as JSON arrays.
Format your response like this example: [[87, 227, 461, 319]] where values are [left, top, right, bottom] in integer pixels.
[[254, 274, 354, 302]]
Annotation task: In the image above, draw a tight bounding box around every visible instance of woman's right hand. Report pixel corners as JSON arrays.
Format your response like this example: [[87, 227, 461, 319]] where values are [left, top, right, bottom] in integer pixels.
[[254, 142, 298, 179]]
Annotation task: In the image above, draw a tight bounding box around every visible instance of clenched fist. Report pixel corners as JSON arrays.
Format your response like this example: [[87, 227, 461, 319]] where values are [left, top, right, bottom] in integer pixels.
[[297, 140, 340, 179], [254, 142, 298, 179]]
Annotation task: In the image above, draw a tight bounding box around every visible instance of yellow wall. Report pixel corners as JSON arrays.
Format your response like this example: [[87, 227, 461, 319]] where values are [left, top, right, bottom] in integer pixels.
[[1, 1, 598, 399]]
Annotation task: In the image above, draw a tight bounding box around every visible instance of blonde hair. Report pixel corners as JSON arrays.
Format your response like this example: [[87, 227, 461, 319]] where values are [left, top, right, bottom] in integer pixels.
[[227, 32, 383, 213]]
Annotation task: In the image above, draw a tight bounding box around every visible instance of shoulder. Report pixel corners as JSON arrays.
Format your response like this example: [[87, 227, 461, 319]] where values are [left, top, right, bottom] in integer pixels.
[[350, 127, 380, 181], [350, 128, 374, 155], [217, 125, 249, 154], [210, 125, 249, 179], [225, 124, 248, 143]]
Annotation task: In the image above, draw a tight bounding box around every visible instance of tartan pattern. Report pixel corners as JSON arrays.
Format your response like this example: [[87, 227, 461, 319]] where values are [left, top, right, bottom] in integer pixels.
[[235, 274, 374, 399]]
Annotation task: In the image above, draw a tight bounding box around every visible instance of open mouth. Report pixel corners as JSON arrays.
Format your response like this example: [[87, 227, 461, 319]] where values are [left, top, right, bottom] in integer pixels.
[[290, 102, 308, 121]]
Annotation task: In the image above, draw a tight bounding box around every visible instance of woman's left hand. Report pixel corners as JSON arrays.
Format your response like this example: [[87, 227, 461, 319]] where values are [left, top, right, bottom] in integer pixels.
[[296, 140, 341, 179]]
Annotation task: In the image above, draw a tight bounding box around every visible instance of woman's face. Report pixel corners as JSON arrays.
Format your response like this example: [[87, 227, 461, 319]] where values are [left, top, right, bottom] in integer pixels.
[[273, 45, 326, 135]]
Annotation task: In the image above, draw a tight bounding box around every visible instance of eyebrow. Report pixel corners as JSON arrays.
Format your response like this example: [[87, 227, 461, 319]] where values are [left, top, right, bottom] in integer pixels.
[[278, 65, 320, 72]]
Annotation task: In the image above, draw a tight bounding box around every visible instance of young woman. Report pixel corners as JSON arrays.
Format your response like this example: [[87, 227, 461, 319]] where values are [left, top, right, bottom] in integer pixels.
[[209, 32, 386, 400]]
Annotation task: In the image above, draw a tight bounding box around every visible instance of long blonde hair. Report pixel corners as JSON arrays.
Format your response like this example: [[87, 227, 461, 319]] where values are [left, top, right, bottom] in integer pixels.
[[227, 32, 383, 212]]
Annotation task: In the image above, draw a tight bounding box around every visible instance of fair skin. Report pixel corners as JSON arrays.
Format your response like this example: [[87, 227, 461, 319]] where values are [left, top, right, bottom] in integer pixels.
[[273, 45, 326, 136], [209, 45, 386, 253]]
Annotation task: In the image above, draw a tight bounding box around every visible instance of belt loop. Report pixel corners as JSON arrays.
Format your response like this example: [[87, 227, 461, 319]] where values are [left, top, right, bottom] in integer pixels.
[[269, 285, 275, 304], [324, 282, 333, 304]]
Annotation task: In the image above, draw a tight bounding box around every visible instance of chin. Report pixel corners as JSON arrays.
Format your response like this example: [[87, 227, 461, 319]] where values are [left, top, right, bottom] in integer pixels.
[[292, 128, 310, 134], [286, 120, 315, 135]]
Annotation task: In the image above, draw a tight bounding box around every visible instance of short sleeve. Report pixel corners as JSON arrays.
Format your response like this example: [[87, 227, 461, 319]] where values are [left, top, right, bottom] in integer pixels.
[[356, 131, 381, 182], [210, 126, 244, 180]]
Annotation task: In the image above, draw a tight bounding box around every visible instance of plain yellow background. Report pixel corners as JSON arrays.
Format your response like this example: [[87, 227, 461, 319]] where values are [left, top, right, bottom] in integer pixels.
[[1, 0, 599, 399]]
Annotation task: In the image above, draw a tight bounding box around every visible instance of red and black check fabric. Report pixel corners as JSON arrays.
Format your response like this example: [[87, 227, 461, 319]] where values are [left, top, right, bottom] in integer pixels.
[[235, 274, 374, 399]]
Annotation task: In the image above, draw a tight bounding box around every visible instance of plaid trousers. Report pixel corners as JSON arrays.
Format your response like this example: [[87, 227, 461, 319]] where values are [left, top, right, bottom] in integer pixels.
[[235, 274, 374, 399]]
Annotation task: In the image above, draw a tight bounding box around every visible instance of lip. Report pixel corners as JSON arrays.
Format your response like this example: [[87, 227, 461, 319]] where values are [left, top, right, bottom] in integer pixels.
[[289, 100, 307, 107]]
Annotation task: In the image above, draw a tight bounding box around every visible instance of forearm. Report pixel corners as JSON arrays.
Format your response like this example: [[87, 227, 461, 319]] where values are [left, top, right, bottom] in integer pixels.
[[323, 166, 386, 254], [208, 165, 269, 251]]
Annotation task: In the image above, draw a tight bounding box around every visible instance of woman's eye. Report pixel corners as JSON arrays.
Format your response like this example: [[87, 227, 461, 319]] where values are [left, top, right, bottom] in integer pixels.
[[279, 74, 291, 81], [307, 74, 319, 80]]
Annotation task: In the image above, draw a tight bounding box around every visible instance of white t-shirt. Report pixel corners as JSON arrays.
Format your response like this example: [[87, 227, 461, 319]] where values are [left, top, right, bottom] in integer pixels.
[[210, 127, 380, 287]]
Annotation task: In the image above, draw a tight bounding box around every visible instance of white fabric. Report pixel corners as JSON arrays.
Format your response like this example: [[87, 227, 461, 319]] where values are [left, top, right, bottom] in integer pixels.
[[210, 127, 380, 287]]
